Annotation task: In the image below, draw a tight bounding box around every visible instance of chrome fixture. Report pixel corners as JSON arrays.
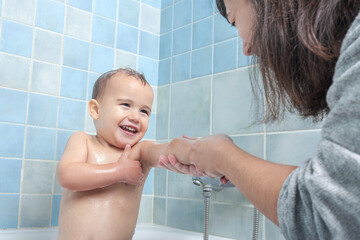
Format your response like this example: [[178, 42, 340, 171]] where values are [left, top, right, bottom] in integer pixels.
[[192, 176, 259, 240]]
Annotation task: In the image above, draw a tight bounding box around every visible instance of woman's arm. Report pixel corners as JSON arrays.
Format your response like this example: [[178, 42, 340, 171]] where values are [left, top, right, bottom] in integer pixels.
[[159, 134, 297, 225], [57, 132, 144, 191]]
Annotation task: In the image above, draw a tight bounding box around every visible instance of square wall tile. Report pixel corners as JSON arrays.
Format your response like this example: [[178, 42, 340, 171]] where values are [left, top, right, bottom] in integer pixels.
[[160, 7, 172, 34], [172, 25, 191, 55], [3, 0, 36, 25], [193, 17, 213, 49], [65, 6, 92, 41], [93, 0, 117, 19], [61, 67, 88, 100], [139, 31, 160, 59], [25, 127, 56, 160], [28, 93, 58, 127], [20, 195, 51, 228], [58, 98, 86, 131], [33, 29, 62, 64], [232, 135, 264, 159], [156, 85, 169, 140], [0, 88, 27, 124], [214, 39, 237, 73], [210, 204, 253, 239], [22, 160, 54, 194], [191, 46, 212, 78], [36, 0, 64, 33], [214, 13, 238, 43], [168, 171, 203, 199], [51, 195, 62, 226], [92, 16, 116, 47], [266, 131, 321, 166], [173, 0, 192, 29], [54, 172, 64, 195], [0, 159, 22, 193], [141, 4, 160, 34], [142, 0, 161, 9], [115, 50, 137, 70], [0, 20, 33, 57], [153, 197, 166, 225], [0, 123, 25, 158], [0, 195, 19, 229], [267, 111, 322, 132], [116, 24, 139, 54], [151, 87, 157, 113], [31, 61, 61, 96], [67, 0, 92, 12], [159, 32, 172, 59], [194, 0, 214, 21], [85, 108, 96, 133], [118, 0, 140, 27], [63, 37, 90, 70], [158, 59, 171, 86], [56, 130, 75, 160], [213, 68, 264, 134], [53, 168, 63, 194], [0, 53, 30, 91], [143, 168, 154, 194], [138, 57, 158, 86], [144, 114, 156, 140], [162, 0, 172, 8], [170, 77, 211, 138], [154, 168, 167, 196], [167, 199, 203, 232], [171, 52, 190, 83], [90, 44, 114, 74], [137, 196, 152, 223]]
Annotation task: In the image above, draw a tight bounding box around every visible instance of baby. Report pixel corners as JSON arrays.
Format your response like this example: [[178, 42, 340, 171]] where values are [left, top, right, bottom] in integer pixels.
[[57, 68, 158, 240]]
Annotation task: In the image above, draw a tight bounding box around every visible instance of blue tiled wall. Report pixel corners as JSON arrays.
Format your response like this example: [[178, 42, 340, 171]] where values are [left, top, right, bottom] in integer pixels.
[[155, 1, 321, 240], [0, 0, 159, 229]]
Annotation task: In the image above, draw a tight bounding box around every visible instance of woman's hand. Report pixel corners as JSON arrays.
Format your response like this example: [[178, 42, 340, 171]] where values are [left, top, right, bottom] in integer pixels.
[[158, 134, 235, 178], [159, 154, 207, 177]]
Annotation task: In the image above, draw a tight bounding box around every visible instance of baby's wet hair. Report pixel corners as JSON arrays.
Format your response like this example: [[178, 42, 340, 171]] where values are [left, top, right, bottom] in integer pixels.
[[92, 68, 148, 100]]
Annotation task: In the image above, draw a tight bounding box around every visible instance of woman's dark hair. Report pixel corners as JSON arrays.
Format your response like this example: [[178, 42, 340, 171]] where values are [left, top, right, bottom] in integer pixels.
[[217, 0, 359, 122], [92, 68, 148, 100]]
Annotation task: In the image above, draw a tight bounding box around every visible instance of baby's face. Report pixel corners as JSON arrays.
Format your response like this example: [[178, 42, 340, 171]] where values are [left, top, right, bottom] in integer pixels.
[[96, 73, 153, 148]]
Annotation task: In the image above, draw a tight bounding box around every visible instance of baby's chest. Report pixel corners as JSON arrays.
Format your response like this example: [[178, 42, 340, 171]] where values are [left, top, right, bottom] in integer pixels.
[[87, 148, 123, 165]]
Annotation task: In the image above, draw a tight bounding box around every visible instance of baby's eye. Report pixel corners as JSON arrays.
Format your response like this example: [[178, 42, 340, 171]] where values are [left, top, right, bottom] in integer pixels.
[[121, 103, 130, 108], [140, 109, 149, 115]]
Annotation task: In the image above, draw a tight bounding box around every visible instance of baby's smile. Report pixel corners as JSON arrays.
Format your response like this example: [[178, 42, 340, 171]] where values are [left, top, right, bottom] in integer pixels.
[[120, 125, 138, 135]]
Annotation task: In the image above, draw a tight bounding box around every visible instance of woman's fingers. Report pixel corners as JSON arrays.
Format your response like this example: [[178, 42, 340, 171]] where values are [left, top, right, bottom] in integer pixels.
[[159, 155, 184, 174], [182, 135, 197, 140]]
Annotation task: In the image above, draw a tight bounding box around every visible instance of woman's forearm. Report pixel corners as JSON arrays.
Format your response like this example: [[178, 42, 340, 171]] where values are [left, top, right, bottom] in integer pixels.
[[216, 143, 297, 225]]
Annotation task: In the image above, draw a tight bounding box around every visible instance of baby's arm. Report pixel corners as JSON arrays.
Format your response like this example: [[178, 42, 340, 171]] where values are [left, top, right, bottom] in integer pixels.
[[131, 138, 196, 170], [57, 132, 144, 191]]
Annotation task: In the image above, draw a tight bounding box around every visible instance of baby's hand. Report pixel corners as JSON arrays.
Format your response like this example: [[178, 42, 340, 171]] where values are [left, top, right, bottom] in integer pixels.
[[118, 144, 144, 186]]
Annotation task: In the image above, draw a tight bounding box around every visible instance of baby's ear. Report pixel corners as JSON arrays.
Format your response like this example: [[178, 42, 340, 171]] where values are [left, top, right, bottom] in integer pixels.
[[89, 99, 100, 120]]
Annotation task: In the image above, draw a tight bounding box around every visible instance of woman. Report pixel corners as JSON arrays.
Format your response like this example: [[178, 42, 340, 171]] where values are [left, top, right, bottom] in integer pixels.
[[159, 0, 360, 239]]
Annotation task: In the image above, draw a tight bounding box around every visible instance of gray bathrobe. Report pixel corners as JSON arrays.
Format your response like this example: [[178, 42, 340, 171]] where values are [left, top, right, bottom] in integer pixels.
[[277, 12, 360, 240]]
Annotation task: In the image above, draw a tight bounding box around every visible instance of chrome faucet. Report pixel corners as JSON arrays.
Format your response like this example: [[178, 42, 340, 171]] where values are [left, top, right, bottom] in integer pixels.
[[192, 176, 259, 240]]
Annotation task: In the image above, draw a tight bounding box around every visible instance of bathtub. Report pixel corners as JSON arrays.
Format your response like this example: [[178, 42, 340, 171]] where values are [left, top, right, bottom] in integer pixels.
[[0, 224, 230, 240]]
